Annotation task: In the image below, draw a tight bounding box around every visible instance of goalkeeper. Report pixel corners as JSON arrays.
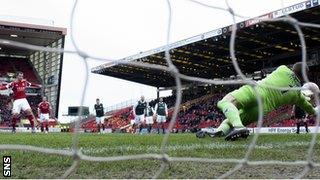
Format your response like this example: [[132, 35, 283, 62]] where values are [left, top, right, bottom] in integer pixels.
[[205, 62, 319, 141]]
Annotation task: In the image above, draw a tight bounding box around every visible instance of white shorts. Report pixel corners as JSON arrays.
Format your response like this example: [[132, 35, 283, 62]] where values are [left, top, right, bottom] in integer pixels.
[[12, 98, 31, 114], [96, 116, 105, 124], [157, 115, 166, 123], [145, 116, 154, 125], [130, 119, 135, 125], [39, 113, 49, 122], [134, 114, 145, 124]]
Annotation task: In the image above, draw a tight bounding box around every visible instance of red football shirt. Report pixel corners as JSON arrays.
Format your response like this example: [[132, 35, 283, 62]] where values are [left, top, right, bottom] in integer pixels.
[[38, 101, 51, 114], [6, 80, 31, 100]]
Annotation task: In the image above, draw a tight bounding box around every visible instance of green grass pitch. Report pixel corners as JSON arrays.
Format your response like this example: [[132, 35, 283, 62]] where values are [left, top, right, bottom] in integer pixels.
[[0, 133, 319, 178]]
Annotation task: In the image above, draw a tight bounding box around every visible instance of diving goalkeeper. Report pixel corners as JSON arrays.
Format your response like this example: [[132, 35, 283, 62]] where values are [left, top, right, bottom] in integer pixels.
[[202, 63, 319, 141]]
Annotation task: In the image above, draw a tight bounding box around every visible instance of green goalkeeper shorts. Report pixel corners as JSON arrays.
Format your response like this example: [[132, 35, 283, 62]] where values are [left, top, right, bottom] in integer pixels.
[[229, 85, 260, 125]]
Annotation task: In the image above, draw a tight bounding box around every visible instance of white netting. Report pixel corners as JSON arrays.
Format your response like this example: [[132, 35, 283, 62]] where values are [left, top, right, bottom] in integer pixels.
[[0, 0, 319, 178]]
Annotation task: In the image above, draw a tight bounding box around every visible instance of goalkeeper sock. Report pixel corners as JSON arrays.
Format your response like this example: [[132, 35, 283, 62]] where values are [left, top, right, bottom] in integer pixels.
[[216, 119, 231, 135], [217, 100, 244, 128]]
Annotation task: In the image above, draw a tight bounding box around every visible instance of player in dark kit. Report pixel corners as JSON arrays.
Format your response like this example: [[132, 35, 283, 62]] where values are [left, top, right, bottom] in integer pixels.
[[292, 106, 309, 134], [154, 97, 168, 134], [133, 96, 147, 133], [94, 98, 105, 133]]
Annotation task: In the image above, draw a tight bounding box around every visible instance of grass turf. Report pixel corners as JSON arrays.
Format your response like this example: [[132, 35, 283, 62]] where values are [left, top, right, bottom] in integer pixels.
[[0, 133, 319, 178]]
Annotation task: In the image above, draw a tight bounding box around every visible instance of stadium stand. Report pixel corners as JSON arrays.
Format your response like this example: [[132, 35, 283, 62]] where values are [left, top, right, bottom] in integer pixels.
[[149, 85, 213, 108], [0, 57, 40, 83], [81, 79, 319, 133], [80, 85, 215, 132], [89, 2, 320, 135], [0, 94, 11, 126], [177, 93, 225, 132]]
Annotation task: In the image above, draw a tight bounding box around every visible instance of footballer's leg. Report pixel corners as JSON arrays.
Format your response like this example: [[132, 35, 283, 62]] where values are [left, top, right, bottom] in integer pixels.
[[11, 113, 19, 133], [134, 115, 142, 134], [102, 122, 105, 132], [24, 110, 36, 133], [218, 85, 256, 141], [145, 117, 153, 133], [21, 99, 36, 133], [40, 124, 44, 132], [100, 117, 105, 133], [156, 115, 160, 134], [225, 107, 257, 141], [150, 117, 154, 133], [139, 124, 142, 133], [159, 116, 166, 134], [25, 109, 36, 133], [45, 120, 49, 133], [196, 120, 227, 139], [138, 116, 142, 133], [215, 119, 232, 136], [217, 95, 248, 141], [96, 117, 101, 133], [304, 118, 309, 133], [156, 115, 166, 134], [40, 114, 44, 132], [217, 95, 244, 129], [11, 99, 21, 133], [44, 114, 49, 133], [296, 120, 301, 134], [139, 115, 146, 133]]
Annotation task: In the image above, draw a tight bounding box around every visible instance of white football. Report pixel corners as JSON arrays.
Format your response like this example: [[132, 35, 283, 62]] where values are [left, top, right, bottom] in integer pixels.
[[301, 82, 320, 97]]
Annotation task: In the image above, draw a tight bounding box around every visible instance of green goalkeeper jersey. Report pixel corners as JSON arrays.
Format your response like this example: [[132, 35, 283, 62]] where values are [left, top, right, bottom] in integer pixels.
[[256, 65, 314, 115]]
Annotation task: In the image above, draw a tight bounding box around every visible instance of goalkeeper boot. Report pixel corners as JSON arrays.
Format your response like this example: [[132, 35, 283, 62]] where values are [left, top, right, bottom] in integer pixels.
[[196, 130, 206, 138], [196, 130, 223, 138], [208, 130, 224, 138], [225, 128, 250, 141]]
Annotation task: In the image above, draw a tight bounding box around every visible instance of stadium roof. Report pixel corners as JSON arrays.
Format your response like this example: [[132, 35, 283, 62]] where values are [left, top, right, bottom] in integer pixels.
[[92, 0, 320, 88], [0, 20, 66, 56]]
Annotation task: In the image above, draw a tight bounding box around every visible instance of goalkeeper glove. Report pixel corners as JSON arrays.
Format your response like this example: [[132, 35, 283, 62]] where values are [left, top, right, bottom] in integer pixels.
[[315, 106, 320, 115]]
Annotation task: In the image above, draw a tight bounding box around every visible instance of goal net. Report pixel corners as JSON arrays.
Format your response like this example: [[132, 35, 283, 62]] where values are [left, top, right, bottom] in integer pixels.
[[0, 0, 319, 178]]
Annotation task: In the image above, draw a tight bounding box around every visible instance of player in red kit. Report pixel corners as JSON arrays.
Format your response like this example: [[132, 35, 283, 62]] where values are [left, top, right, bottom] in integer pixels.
[[38, 96, 52, 133], [0, 72, 41, 133]]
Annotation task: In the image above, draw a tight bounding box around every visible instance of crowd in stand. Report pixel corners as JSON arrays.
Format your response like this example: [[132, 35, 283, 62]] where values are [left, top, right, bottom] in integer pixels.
[[0, 95, 12, 125], [177, 93, 225, 131], [149, 85, 212, 108]]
